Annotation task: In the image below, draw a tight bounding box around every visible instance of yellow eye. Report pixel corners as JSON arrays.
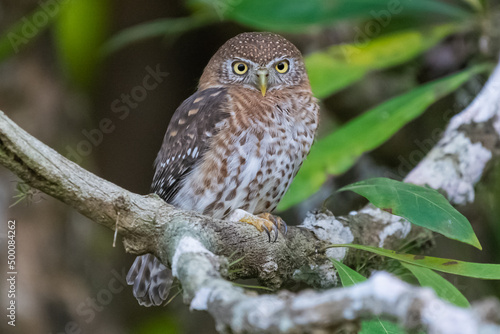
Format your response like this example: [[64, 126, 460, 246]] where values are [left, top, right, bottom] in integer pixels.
[[233, 62, 248, 75], [275, 60, 289, 74]]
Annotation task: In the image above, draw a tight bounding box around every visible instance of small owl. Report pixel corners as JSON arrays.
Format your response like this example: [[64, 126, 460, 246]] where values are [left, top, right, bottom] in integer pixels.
[[127, 32, 319, 306]]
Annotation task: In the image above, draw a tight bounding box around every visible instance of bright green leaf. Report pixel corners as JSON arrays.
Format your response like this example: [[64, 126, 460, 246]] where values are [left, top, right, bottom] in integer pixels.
[[306, 25, 457, 98], [279, 63, 492, 210], [201, 0, 470, 31], [360, 320, 407, 334], [330, 244, 500, 279], [331, 260, 406, 334], [402, 263, 470, 308], [338, 178, 481, 249]]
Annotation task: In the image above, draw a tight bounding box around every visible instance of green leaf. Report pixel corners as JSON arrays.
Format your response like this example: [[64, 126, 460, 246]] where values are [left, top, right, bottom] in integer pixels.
[[204, 0, 469, 31], [331, 260, 406, 334], [338, 178, 481, 249], [402, 263, 470, 308], [101, 15, 214, 55], [331, 259, 367, 286], [306, 25, 457, 98], [278, 63, 492, 211], [360, 320, 407, 334], [330, 244, 500, 279]]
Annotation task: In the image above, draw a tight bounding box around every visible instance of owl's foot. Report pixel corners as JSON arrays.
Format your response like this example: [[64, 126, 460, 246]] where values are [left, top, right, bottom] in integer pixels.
[[229, 209, 287, 242], [256, 213, 288, 239]]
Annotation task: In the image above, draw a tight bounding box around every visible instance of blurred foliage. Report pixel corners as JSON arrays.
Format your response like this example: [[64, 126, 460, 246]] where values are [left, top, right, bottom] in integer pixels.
[[132, 314, 181, 334], [0, 0, 109, 89], [189, 0, 470, 31], [101, 15, 214, 56], [306, 24, 458, 98], [54, 0, 111, 89], [101, 0, 474, 55], [0, 2, 69, 62]]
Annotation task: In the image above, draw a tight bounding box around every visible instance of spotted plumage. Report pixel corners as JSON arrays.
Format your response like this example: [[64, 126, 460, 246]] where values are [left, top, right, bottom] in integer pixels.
[[127, 32, 319, 306], [152, 87, 229, 202]]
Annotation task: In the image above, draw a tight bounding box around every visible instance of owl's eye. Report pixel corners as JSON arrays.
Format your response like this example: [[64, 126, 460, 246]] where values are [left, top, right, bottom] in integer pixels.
[[233, 62, 248, 75], [275, 60, 289, 74]]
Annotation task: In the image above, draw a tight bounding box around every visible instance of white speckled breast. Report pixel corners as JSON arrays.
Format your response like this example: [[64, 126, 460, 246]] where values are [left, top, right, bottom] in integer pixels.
[[171, 87, 318, 219]]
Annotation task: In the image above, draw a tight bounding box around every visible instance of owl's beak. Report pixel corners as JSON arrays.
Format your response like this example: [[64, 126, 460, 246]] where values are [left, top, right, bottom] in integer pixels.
[[257, 69, 268, 97]]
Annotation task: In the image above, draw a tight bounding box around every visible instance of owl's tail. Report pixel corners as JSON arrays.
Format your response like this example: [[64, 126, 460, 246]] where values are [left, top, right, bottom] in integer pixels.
[[126, 254, 173, 306]]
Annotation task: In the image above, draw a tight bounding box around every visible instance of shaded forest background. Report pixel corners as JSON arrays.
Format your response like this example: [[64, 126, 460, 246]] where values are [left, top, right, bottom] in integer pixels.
[[0, 0, 499, 333]]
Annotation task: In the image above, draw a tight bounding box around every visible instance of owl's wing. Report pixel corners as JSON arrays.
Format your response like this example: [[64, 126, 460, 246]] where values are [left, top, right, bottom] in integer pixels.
[[151, 87, 229, 202], [128, 87, 229, 307]]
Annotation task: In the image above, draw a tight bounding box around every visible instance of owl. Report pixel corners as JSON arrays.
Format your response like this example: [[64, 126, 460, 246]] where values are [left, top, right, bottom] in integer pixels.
[[126, 32, 319, 306]]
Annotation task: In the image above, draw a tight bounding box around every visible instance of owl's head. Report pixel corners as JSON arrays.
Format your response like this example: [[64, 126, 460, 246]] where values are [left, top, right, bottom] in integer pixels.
[[199, 32, 308, 96]]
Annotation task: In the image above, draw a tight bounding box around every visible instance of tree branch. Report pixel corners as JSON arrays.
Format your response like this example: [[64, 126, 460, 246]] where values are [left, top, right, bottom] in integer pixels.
[[405, 61, 500, 203], [1, 59, 500, 333], [176, 236, 500, 334]]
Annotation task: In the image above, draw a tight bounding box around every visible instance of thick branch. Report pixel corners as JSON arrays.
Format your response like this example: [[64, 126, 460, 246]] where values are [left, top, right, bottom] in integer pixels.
[[175, 236, 500, 334]]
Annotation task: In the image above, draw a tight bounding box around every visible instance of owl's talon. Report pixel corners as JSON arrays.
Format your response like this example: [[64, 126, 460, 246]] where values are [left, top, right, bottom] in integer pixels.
[[272, 223, 278, 242], [272, 215, 287, 235], [260, 220, 274, 243], [257, 212, 288, 242], [281, 219, 288, 235], [266, 214, 278, 242], [229, 209, 286, 242], [262, 224, 271, 242], [257, 213, 286, 243]]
